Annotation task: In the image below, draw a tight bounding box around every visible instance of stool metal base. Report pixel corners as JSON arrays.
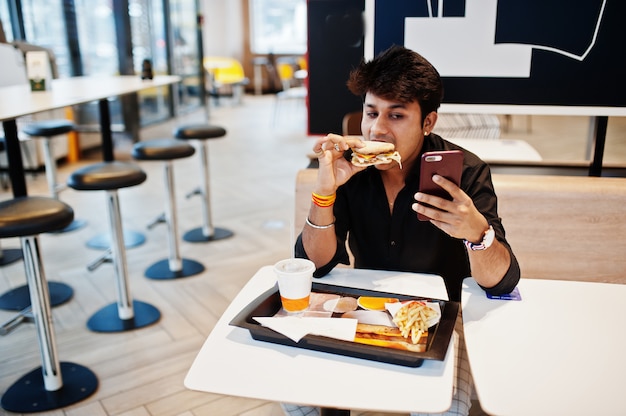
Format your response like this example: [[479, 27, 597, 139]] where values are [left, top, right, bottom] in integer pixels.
[[183, 227, 234, 243], [0, 248, 22, 266], [145, 258, 205, 280], [0, 282, 73, 311], [1, 362, 98, 413], [86, 229, 146, 250], [87, 300, 160, 332], [49, 219, 87, 234]]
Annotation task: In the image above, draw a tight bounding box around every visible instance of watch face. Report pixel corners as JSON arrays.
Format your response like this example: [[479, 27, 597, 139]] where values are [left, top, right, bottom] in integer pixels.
[[483, 225, 495, 248]]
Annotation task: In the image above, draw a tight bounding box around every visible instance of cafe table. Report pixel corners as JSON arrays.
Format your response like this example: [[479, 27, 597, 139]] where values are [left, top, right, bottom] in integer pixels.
[[446, 137, 542, 163], [462, 277, 626, 416], [185, 266, 457, 415], [0, 74, 181, 198]]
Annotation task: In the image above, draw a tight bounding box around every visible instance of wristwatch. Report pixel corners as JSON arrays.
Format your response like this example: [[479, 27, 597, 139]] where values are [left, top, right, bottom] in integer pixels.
[[464, 225, 495, 251]]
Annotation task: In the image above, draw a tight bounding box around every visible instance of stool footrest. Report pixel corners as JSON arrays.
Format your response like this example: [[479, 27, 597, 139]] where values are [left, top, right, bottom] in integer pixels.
[[87, 248, 112, 272], [0, 306, 33, 335], [185, 187, 202, 199], [147, 213, 166, 229]]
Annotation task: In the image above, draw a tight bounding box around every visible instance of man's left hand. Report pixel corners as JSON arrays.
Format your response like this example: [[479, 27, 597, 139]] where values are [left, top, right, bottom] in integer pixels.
[[412, 174, 488, 242]]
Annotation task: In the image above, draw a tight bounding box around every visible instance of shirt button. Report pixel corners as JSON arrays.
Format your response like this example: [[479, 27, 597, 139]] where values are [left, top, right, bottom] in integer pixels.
[[390, 241, 396, 246]]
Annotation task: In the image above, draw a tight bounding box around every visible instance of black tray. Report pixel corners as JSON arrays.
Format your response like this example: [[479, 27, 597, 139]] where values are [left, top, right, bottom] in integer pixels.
[[230, 282, 459, 367]]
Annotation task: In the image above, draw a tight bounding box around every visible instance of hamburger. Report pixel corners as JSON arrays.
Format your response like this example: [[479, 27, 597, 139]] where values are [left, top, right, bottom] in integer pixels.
[[351, 141, 402, 168], [354, 323, 427, 352]]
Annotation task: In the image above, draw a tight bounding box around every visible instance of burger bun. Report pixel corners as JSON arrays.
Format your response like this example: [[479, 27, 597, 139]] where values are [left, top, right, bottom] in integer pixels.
[[354, 141, 395, 155]]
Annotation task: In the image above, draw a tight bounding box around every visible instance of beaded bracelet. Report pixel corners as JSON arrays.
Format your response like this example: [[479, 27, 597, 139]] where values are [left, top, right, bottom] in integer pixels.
[[305, 217, 335, 229], [312, 192, 336, 208]]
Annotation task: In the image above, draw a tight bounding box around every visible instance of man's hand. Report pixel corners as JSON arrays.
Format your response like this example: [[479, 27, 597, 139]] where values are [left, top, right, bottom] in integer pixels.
[[313, 134, 365, 195], [412, 174, 488, 242]]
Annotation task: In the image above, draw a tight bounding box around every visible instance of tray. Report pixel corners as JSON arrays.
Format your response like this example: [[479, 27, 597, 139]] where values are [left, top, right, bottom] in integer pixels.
[[229, 282, 459, 367]]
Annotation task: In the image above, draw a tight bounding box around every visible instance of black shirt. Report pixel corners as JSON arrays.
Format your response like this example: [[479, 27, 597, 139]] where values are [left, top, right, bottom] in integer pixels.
[[295, 134, 520, 301]]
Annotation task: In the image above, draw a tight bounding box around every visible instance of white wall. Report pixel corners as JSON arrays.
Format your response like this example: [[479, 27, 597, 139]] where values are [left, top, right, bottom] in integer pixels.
[[200, 0, 245, 60]]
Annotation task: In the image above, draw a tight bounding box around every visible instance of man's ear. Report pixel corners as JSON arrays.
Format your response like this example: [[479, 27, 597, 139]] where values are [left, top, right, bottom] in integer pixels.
[[423, 112, 438, 135]]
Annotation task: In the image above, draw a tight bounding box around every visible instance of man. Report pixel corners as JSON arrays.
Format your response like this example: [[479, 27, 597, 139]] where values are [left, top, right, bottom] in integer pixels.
[[284, 45, 520, 416]]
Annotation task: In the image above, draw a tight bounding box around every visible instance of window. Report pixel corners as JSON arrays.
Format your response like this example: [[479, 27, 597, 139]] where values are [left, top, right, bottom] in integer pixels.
[[249, 0, 306, 55], [0, 1, 13, 41], [21, 0, 70, 76]]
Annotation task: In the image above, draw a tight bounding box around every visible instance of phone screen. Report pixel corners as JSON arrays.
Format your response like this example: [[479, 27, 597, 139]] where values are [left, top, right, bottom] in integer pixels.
[[417, 150, 463, 221]]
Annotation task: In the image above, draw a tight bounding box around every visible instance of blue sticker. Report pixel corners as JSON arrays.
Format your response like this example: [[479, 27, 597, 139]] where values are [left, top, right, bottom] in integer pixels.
[[486, 287, 521, 301]]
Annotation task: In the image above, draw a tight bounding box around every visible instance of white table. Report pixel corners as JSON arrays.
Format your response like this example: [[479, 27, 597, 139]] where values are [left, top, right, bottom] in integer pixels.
[[185, 266, 456, 414], [0, 75, 181, 197], [462, 278, 626, 416], [447, 138, 542, 162], [439, 103, 626, 176]]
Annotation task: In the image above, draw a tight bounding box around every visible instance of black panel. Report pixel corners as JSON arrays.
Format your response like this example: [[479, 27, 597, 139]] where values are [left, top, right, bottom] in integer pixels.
[[307, 0, 365, 135], [373, 0, 626, 108]]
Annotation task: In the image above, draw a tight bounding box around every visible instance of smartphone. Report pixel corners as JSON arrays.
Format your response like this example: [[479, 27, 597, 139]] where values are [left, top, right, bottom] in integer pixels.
[[417, 150, 463, 221]]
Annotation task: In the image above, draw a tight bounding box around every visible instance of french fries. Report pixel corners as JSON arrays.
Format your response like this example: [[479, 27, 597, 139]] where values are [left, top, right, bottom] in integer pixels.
[[392, 301, 437, 344]]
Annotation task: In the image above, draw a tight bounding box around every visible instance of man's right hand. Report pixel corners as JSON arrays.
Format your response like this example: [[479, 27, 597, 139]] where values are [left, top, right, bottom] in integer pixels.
[[313, 134, 365, 194]]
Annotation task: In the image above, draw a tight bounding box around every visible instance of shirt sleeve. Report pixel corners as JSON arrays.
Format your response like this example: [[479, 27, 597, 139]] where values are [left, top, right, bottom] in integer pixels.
[[478, 253, 521, 296], [461, 158, 521, 295]]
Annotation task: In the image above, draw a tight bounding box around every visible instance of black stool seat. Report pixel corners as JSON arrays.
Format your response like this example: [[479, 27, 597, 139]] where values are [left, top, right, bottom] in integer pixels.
[[68, 161, 147, 191], [173, 124, 226, 140], [0, 196, 73, 237], [132, 139, 195, 161], [22, 120, 75, 137]]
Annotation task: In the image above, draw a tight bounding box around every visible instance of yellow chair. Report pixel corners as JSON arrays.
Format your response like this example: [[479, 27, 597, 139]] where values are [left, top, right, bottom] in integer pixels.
[[277, 62, 295, 91], [203, 56, 249, 104]]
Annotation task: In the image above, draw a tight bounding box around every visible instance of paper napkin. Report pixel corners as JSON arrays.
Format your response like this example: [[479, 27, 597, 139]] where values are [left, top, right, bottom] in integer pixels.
[[253, 316, 358, 343]]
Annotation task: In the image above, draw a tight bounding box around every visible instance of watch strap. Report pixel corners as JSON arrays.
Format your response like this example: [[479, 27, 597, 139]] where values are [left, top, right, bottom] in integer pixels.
[[464, 225, 494, 251]]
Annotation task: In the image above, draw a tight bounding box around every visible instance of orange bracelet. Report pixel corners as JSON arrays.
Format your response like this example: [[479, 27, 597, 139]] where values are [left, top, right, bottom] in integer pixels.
[[312, 192, 336, 208]]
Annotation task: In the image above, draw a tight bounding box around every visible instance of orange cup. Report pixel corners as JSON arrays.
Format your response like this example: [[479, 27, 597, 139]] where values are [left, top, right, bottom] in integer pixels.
[[274, 258, 315, 314]]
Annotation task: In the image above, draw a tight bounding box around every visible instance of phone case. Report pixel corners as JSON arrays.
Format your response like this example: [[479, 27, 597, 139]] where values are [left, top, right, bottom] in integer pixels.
[[417, 150, 463, 221]]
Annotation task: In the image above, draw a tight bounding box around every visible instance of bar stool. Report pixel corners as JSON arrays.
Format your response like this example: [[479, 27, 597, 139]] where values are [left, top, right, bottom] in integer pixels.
[[173, 124, 234, 242], [67, 161, 160, 332], [0, 196, 98, 412], [131, 139, 205, 279], [21, 119, 87, 233]]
